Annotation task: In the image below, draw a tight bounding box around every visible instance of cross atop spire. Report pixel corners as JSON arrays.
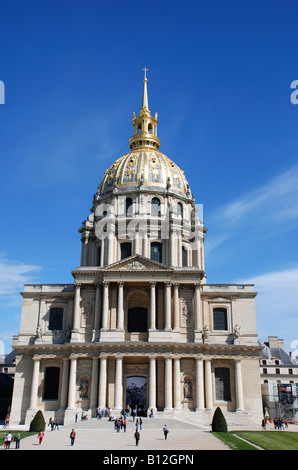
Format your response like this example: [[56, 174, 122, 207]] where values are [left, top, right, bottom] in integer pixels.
[[142, 67, 149, 110], [142, 66, 149, 80]]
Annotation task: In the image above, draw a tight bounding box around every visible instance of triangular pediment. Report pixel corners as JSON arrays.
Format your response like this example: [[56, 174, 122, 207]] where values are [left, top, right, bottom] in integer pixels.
[[103, 255, 172, 272]]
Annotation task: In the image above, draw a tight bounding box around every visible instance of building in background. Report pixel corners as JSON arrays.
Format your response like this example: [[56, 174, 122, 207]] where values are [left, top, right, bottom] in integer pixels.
[[260, 336, 298, 422], [9, 74, 263, 427]]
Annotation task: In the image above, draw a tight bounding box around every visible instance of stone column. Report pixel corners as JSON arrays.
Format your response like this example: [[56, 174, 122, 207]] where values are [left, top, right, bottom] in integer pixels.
[[71, 283, 81, 341], [164, 357, 173, 410], [59, 358, 70, 410], [194, 283, 202, 342], [101, 281, 109, 330], [98, 356, 107, 408], [196, 357, 205, 410], [93, 283, 101, 341], [173, 283, 180, 331], [148, 356, 157, 411], [205, 359, 213, 410], [67, 356, 77, 410], [173, 357, 181, 410], [235, 359, 245, 411], [90, 357, 99, 413], [117, 281, 124, 330], [29, 357, 40, 410], [149, 282, 156, 330], [164, 282, 172, 331], [114, 356, 123, 411]]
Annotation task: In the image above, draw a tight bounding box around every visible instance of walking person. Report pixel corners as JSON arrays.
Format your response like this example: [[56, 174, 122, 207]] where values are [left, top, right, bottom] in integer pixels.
[[70, 429, 76, 446], [38, 429, 44, 445], [134, 430, 140, 446], [139, 417, 142, 430], [14, 432, 21, 449], [163, 424, 169, 440]]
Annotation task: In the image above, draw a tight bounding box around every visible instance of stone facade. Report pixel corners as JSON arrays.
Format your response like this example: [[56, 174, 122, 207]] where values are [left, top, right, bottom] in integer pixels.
[[10, 74, 263, 427]]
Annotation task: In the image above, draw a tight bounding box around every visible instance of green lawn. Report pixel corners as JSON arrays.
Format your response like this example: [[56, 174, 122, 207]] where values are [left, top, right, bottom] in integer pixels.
[[0, 430, 37, 447], [214, 431, 298, 450]]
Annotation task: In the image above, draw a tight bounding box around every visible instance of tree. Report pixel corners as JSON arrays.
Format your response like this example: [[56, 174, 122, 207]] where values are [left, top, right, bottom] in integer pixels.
[[211, 407, 228, 432], [29, 410, 46, 432]]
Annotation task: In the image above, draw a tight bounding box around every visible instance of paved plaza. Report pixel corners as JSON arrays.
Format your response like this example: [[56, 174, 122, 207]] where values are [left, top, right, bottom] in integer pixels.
[[1, 416, 231, 451]]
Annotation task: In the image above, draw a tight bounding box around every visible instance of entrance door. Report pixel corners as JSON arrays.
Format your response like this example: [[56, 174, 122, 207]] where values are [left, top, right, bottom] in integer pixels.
[[126, 376, 147, 416]]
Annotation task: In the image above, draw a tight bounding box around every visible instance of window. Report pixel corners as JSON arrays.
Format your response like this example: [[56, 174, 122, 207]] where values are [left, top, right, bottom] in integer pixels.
[[49, 307, 63, 331], [121, 242, 132, 260], [177, 202, 183, 217], [126, 197, 133, 216], [213, 307, 228, 330], [151, 197, 161, 216], [151, 242, 162, 263], [127, 307, 148, 332], [263, 368, 268, 374], [289, 369, 293, 375], [215, 368, 231, 401], [182, 247, 187, 267], [276, 368, 280, 375], [43, 367, 60, 400]]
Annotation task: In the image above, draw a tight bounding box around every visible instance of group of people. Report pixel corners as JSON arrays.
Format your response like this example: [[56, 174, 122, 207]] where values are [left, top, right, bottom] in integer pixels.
[[3, 431, 21, 449], [48, 417, 59, 430], [273, 417, 288, 430], [261, 417, 289, 430]]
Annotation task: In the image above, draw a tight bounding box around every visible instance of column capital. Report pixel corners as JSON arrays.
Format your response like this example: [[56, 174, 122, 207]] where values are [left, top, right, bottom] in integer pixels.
[[117, 280, 125, 286]]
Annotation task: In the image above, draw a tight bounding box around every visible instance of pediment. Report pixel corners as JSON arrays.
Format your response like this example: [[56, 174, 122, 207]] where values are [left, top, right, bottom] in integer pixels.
[[103, 255, 171, 272]]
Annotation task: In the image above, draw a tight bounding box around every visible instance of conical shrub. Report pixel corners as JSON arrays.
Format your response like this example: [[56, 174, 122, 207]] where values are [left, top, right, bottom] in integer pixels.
[[29, 410, 46, 432], [211, 406, 228, 432]]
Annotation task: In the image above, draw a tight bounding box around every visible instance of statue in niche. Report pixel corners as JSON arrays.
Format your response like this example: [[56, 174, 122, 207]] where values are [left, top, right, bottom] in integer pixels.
[[79, 379, 89, 399], [184, 379, 192, 399]]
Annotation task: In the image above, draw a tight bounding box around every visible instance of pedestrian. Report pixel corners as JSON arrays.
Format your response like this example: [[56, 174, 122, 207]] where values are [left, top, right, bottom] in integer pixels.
[[38, 429, 44, 445], [70, 429, 76, 446], [163, 425, 169, 440], [134, 430, 140, 446], [55, 420, 59, 430], [139, 417, 142, 430], [261, 419, 266, 430], [5, 432, 12, 449], [14, 432, 21, 449], [123, 418, 127, 432], [75, 412, 78, 423]]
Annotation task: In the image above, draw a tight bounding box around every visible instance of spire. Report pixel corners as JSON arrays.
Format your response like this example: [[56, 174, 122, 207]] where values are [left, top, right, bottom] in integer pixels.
[[129, 69, 160, 151], [142, 67, 149, 110]]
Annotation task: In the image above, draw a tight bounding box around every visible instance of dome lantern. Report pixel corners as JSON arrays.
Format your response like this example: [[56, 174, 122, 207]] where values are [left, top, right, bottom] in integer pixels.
[[129, 68, 160, 151]]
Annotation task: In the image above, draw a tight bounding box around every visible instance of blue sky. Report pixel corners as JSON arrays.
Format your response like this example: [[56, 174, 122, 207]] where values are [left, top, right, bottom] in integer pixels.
[[0, 0, 298, 354]]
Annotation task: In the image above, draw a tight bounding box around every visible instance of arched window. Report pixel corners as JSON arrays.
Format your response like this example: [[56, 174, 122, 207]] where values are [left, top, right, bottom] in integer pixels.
[[213, 307, 228, 330], [177, 202, 183, 217], [126, 197, 133, 216], [151, 242, 162, 263], [151, 197, 161, 216], [43, 367, 60, 400], [121, 242, 132, 260], [49, 307, 63, 331]]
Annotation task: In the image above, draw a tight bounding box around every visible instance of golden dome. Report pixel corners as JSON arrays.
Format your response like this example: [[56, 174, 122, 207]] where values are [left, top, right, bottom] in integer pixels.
[[97, 70, 191, 199], [99, 149, 191, 197]]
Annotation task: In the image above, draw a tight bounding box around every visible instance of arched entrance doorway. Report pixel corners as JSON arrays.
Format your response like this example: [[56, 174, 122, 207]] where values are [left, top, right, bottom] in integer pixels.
[[126, 376, 147, 416]]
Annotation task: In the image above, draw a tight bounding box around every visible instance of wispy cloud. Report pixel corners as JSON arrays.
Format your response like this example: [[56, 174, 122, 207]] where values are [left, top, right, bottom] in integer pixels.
[[0, 255, 41, 295], [205, 165, 298, 254]]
